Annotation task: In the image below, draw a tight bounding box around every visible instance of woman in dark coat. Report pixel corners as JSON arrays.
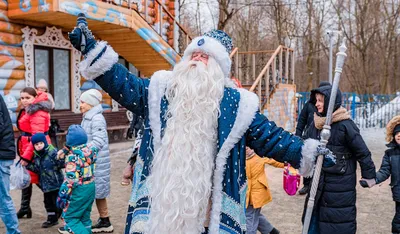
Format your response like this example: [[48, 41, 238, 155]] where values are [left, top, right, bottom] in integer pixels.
[[296, 81, 331, 195], [303, 85, 376, 234]]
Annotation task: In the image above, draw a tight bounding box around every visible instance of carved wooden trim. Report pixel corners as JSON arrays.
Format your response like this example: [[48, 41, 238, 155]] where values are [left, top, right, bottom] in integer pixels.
[[112, 99, 119, 111], [22, 26, 81, 113]]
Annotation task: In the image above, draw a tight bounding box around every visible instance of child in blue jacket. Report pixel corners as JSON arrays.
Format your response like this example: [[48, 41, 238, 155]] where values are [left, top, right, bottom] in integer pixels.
[[361, 116, 400, 233], [26, 133, 64, 228]]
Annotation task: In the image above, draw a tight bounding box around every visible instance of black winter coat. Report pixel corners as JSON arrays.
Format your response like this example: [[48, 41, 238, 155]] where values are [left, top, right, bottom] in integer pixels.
[[303, 85, 376, 234], [376, 142, 400, 202], [295, 101, 316, 138], [0, 95, 16, 160], [26, 144, 64, 193], [305, 119, 376, 234]]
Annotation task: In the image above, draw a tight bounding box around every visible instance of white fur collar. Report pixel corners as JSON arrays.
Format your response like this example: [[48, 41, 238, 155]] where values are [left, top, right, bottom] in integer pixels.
[[148, 70, 171, 152], [208, 88, 259, 233], [79, 41, 119, 80]]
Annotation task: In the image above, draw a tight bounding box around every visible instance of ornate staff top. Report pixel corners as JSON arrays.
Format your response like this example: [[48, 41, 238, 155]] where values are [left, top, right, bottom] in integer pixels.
[[320, 38, 347, 145]]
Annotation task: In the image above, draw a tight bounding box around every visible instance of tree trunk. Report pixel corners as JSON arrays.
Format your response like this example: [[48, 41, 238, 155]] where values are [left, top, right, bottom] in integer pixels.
[[306, 0, 314, 91]]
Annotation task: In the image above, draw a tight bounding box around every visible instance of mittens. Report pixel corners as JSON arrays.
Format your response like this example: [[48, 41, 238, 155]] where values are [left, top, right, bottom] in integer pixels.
[[57, 184, 72, 209], [315, 145, 337, 168], [68, 13, 96, 55]]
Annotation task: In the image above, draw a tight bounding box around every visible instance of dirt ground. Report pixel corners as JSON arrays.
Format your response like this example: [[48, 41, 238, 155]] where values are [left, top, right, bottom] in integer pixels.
[[0, 129, 393, 233]]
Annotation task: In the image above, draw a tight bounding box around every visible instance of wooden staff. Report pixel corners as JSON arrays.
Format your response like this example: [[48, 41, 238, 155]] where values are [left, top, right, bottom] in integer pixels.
[[302, 38, 348, 234]]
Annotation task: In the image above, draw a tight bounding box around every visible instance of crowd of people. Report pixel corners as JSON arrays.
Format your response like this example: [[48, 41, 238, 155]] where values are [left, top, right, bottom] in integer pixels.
[[0, 82, 114, 234], [0, 13, 399, 234]]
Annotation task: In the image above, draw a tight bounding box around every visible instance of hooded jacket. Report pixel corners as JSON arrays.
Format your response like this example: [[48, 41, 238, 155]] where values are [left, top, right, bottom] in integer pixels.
[[17, 92, 52, 184], [81, 104, 110, 199], [245, 154, 284, 209], [26, 144, 64, 193], [376, 117, 400, 202], [295, 81, 331, 137], [304, 85, 376, 234], [376, 141, 400, 201]]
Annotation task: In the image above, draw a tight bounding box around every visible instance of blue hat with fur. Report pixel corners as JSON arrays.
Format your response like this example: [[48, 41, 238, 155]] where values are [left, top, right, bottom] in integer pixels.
[[183, 29, 233, 79]]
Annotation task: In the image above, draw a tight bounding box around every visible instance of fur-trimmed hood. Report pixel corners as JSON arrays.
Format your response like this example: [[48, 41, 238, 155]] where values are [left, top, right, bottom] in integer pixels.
[[387, 115, 400, 143], [26, 92, 52, 115]]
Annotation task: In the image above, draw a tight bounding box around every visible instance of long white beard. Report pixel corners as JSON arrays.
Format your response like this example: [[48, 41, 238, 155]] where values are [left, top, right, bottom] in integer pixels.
[[146, 57, 225, 234]]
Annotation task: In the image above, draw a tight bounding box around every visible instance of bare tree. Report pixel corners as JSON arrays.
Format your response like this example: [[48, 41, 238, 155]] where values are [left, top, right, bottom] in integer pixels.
[[178, 0, 400, 94]]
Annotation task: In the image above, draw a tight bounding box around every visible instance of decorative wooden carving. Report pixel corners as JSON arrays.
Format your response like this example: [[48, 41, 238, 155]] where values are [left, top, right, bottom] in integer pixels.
[[22, 26, 81, 113]]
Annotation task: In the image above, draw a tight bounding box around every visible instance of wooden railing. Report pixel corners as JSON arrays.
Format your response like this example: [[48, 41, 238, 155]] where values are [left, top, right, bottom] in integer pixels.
[[230, 47, 239, 58], [101, 0, 192, 54], [249, 46, 295, 109], [230, 46, 295, 109], [230, 47, 239, 77]]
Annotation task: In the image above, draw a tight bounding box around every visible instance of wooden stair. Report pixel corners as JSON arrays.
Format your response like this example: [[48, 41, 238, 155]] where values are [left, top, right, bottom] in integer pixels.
[[231, 46, 297, 131]]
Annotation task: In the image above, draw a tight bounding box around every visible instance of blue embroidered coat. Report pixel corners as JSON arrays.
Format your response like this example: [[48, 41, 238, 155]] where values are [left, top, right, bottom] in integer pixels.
[[79, 42, 314, 234]]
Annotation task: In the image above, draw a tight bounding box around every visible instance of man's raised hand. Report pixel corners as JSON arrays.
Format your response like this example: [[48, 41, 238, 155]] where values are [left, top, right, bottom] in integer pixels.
[[68, 13, 96, 54]]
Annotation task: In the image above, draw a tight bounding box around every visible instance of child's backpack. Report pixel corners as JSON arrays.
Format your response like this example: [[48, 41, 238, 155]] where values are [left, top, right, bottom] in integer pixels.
[[283, 163, 300, 196]]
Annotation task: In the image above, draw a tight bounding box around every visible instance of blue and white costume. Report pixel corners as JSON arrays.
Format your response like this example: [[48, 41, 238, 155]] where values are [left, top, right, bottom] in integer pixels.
[[78, 30, 318, 234]]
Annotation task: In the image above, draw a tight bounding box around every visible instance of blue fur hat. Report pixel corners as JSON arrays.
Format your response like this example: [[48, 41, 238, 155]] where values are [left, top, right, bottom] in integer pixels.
[[66, 125, 88, 147], [183, 29, 233, 78]]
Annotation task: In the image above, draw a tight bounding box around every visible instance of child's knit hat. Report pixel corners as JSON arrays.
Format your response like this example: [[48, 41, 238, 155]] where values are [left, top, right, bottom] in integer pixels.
[[66, 125, 88, 147], [80, 89, 102, 107], [37, 79, 49, 91], [31, 133, 48, 148]]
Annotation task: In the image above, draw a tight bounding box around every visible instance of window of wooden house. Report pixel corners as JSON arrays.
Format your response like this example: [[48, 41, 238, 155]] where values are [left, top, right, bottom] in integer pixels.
[[34, 46, 71, 110]]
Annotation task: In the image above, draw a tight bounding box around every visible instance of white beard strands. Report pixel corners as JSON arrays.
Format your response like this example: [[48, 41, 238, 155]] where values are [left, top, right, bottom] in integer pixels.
[[146, 57, 225, 234]]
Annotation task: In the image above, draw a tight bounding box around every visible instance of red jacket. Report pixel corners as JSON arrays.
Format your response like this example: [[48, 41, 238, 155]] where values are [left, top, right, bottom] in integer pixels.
[[17, 91, 52, 184]]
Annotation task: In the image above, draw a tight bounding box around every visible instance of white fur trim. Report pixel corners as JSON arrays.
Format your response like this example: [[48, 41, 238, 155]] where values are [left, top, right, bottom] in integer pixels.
[[208, 89, 259, 234], [79, 41, 119, 80], [299, 139, 319, 178], [148, 70, 171, 151], [224, 78, 237, 88], [130, 220, 147, 233], [183, 36, 231, 79]]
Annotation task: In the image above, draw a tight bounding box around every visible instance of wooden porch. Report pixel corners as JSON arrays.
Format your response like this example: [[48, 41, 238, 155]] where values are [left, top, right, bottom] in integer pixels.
[[7, 0, 190, 77]]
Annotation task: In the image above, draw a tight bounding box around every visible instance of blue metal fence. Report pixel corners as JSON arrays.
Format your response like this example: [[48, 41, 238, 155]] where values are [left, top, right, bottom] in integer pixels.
[[297, 92, 400, 128]]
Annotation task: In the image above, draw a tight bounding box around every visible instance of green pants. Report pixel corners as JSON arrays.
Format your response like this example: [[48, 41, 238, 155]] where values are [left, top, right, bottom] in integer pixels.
[[63, 183, 95, 234]]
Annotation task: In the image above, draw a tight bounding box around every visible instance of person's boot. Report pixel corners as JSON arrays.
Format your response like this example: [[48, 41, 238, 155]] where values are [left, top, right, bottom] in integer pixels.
[[17, 185, 32, 218], [57, 209, 62, 219], [298, 185, 310, 195], [92, 217, 114, 233], [270, 228, 280, 234], [42, 214, 59, 228]]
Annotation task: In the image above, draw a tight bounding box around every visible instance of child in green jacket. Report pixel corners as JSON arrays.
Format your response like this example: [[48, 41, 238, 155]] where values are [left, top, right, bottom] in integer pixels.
[[56, 125, 97, 234]]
